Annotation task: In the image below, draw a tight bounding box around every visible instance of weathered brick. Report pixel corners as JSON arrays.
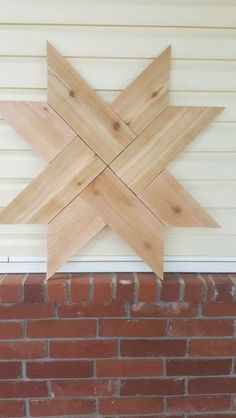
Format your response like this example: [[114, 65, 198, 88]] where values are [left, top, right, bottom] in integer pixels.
[[167, 395, 231, 414], [137, 273, 157, 302], [93, 273, 113, 302], [59, 301, 126, 317], [26, 360, 93, 378], [189, 377, 236, 394], [120, 378, 185, 396], [131, 302, 197, 317], [97, 359, 163, 377], [116, 273, 135, 303], [169, 319, 234, 336], [99, 397, 163, 415], [121, 339, 186, 357], [0, 381, 48, 398], [0, 362, 21, 379], [0, 400, 25, 417], [71, 274, 90, 302], [27, 319, 96, 338], [0, 342, 45, 359], [23, 274, 45, 303], [189, 339, 236, 356], [99, 319, 166, 337], [181, 273, 204, 302], [0, 322, 23, 339], [0, 303, 53, 319], [167, 359, 232, 376], [0, 274, 24, 303], [46, 274, 67, 303], [30, 399, 96, 416], [50, 340, 117, 358], [51, 379, 116, 397], [211, 274, 234, 302], [160, 273, 181, 301], [203, 302, 236, 317]]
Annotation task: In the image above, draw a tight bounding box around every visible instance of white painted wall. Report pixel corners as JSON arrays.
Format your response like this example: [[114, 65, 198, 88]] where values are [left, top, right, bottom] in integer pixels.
[[0, 0, 235, 269]]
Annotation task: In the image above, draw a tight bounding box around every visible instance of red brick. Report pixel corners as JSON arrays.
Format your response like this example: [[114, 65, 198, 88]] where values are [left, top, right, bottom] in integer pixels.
[[30, 399, 96, 416], [0, 362, 21, 379], [46, 274, 67, 303], [121, 339, 186, 357], [167, 395, 231, 414], [190, 414, 236, 418], [99, 319, 166, 337], [189, 377, 236, 394], [71, 274, 90, 302], [160, 273, 181, 301], [26, 360, 92, 378], [103, 416, 183, 418], [0, 342, 45, 359], [27, 319, 96, 338], [0, 400, 25, 417], [203, 302, 236, 317], [169, 319, 234, 336], [97, 359, 163, 377], [167, 359, 232, 376], [59, 301, 126, 317], [93, 273, 113, 302], [211, 274, 234, 302], [0, 322, 23, 339], [189, 339, 236, 356], [181, 274, 204, 302], [23, 274, 45, 303], [116, 273, 135, 303], [0, 381, 47, 398], [137, 273, 157, 302], [120, 378, 184, 396], [0, 274, 25, 303], [99, 397, 163, 415], [131, 302, 197, 317], [50, 340, 117, 358], [51, 379, 116, 397], [0, 303, 53, 319]]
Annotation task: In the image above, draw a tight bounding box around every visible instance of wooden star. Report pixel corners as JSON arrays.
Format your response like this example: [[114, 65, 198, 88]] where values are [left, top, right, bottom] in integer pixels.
[[0, 43, 223, 279]]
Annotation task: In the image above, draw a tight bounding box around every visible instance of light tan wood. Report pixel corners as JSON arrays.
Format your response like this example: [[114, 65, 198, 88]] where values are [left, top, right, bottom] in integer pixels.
[[47, 196, 105, 279], [81, 168, 164, 278], [47, 42, 135, 164], [0, 101, 76, 162], [112, 46, 170, 135], [111, 106, 223, 194], [140, 170, 218, 227], [0, 137, 105, 224]]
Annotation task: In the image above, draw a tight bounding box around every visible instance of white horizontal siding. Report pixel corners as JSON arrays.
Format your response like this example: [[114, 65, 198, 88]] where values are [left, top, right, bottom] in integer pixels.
[[0, 0, 235, 267]]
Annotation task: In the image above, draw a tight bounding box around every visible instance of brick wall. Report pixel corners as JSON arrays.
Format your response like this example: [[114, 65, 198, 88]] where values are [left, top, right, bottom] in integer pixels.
[[0, 272, 236, 417]]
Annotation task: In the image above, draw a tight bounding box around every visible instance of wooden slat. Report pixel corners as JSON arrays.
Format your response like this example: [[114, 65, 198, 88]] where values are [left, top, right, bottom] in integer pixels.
[[0, 101, 76, 162], [0, 137, 105, 224], [112, 47, 170, 134], [47, 42, 135, 164], [140, 170, 218, 228], [111, 106, 223, 193], [81, 169, 164, 278], [47, 196, 105, 278]]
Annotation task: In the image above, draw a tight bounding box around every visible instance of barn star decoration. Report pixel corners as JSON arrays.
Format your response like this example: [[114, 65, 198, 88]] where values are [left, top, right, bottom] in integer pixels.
[[0, 43, 223, 279]]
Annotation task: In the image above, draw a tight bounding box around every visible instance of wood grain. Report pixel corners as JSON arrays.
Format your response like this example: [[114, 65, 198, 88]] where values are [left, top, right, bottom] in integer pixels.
[[0, 101, 76, 162], [47, 196, 105, 278], [0, 137, 105, 224], [112, 46, 170, 134], [81, 169, 164, 278], [111, 106, 223, 193], [140, 170, 218, 227], [47, 42, 135, 164]]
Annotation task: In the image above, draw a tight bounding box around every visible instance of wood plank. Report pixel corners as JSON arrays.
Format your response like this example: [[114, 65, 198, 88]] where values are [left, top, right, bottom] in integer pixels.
[[47, 42, 135, 164], [0, 27, 235, 60], [0, 137, 105, 224], [112, 47, 170, 134], [80, 169, 164, 278], [47, 196, 105, 279], [140, 170, 218, 228], [0, 101, 76, 162], [111, 106, 223, 193], [1, 0, 235, 27]]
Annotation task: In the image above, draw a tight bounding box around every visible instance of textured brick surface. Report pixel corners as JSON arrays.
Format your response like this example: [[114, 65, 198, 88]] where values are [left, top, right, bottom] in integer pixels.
[[0, 272, 235, 417]]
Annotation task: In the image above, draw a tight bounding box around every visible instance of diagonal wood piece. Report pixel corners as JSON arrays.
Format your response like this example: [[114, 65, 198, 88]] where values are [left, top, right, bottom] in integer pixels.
[[80, 168, 165, 278], [111, 106, 224, 194], [140, 170, 218, 227], [47, 42, 136, 164], [0, 101, 77, 162], [47, 196, 105, 279], [112, 46, 170, 135], [0, 137, 105, 224]]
